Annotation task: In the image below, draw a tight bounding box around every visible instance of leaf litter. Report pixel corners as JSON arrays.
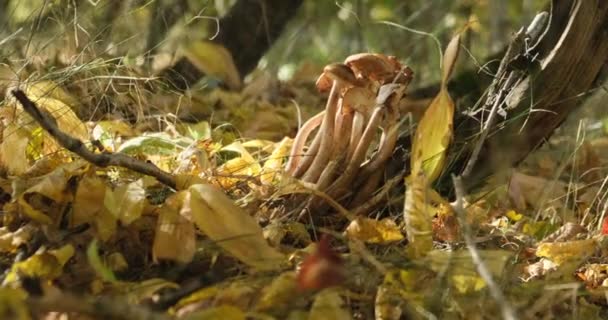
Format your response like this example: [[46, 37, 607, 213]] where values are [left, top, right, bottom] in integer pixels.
[[0, 28, 607, 320]]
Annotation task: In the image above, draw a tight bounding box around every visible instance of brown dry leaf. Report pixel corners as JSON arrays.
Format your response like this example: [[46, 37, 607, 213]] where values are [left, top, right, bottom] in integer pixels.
[[345, 217, 403, 244], [153, 192, 196, 263], [72, 174, 116, 241], [184, 40, 242, 90], [104, 178, 147, 225], [409, 33, 460, 184], [536, 238, 598, 266], [309, 288, 352, 320], [508, 171, 568, 211], [185, 184, 285, 271]]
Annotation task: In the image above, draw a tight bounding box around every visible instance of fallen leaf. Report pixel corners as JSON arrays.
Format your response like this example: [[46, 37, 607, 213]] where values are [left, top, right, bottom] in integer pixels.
[[185, 184, 285, 270], [536, 238, 598, 266], [309, 288, 352, 320], [345, 217, 403, 244]]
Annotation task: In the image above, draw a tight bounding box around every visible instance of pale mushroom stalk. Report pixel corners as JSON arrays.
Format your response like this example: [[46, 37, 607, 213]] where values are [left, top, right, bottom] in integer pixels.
[[346, 111, 365, 164], [301, 79, 341, 183], [358, 118, 399, 178], [292, 131, 321, 178], [326, 106, 384, 200], [285, 111, 325, 174]]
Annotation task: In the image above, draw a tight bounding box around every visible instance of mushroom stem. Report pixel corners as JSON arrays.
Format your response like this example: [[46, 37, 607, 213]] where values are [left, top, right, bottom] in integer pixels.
[[350, 164, 384, 208], [359, 119, 398, 178], [292, 131, 321, 178], [285, 111, 325, 174], [346, 111, 365, 164], [326, 106, 384, 200], [301, 82, 341, 183]]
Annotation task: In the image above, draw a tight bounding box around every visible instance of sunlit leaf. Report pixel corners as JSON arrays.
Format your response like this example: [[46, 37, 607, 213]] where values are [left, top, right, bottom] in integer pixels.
[[153, 192, 196, 263], [3, 244, 74, 285], [409, 33, 461, 184], [0, 225, 34, 253], [73, 174, 116, 241], [18, 162, 88, 224], [104, 179, 146, 225], [345, 217, 404, 244], [261, 137, 292, 185], [185, 184, 284, 270], [184, 41, 242, 90], [0, 123, 30, 175], [117, 134, 183, 156], [403, 174, 434, 258], [536, 239, 598, 266]]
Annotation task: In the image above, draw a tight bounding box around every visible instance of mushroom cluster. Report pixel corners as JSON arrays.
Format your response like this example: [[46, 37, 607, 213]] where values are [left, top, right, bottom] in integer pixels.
[[285, 53, 413, 213]]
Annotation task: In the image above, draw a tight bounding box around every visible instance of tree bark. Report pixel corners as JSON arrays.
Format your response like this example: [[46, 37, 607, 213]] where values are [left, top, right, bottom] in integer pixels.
[[449, 0, 608, 189], [162, 0, 304, 90]]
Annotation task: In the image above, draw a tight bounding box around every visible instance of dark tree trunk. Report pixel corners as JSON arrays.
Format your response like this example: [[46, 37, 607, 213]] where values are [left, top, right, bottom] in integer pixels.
[[448, 0, 608, 189], [162, 0, 304, 90]]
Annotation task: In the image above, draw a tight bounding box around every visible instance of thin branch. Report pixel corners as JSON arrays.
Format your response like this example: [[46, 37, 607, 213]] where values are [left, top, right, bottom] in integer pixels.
[[11, 90, 177, 189], [451, 175, 517, 320]]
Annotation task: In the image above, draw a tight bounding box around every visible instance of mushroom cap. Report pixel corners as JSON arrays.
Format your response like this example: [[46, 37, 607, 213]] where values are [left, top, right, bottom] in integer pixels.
[[315, 63, 359, 92], [345, 53, 410, 84]]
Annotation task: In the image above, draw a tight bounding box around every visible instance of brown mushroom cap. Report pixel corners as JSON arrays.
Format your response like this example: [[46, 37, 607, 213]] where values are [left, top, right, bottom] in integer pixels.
[[345, 53, 398, 82], [315, 63, 359, 92]]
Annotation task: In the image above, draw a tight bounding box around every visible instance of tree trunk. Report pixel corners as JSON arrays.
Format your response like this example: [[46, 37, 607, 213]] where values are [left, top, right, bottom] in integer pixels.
[[162, 0, 304, 90], [449, 0, 608, 189]]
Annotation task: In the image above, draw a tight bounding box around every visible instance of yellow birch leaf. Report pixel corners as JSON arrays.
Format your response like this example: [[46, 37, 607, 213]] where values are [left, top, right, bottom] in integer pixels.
[[345, 217, 404, 244], [403, 173, 434, 258], [3, 244, 74, 285], [536, 239, 598, 266], [261, 137, 292, 185], [185, 184, 285, 270], [104, 179, 146, 225], [73, 175, 117, 241], [153, 192, 196, 263], [184, 41, 242, 90], [0, 288, 30, 320], [410, 33, 461, 184]]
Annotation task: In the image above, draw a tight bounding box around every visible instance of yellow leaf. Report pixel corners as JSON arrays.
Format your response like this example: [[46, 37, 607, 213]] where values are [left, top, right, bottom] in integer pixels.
[[184, 41, 242, 90], [451, 274, 486, 294], [0, 123, 30, 175], [409, 88, 454, 183], [410, 33, 461, 184], [216, 142, 262, 188], [3, 244, 74, 285], [536, 239, 598, 266], [153, 192, 196, 263], [73, 175, 116, 241], [261, 137, 292, 185], [309, 288, 352, 320], [185, 184, 285, 270], [255, 271, 298, 311], [18, 163, 87, 224], [0, 288, 30, 320], [104, 179, 146, 225], [345, 217, 404, 244], [505, 210, 523, 222], [187, 305, 246, 320], [403, 174, 434, 258], [23, 80, 80, 110]]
